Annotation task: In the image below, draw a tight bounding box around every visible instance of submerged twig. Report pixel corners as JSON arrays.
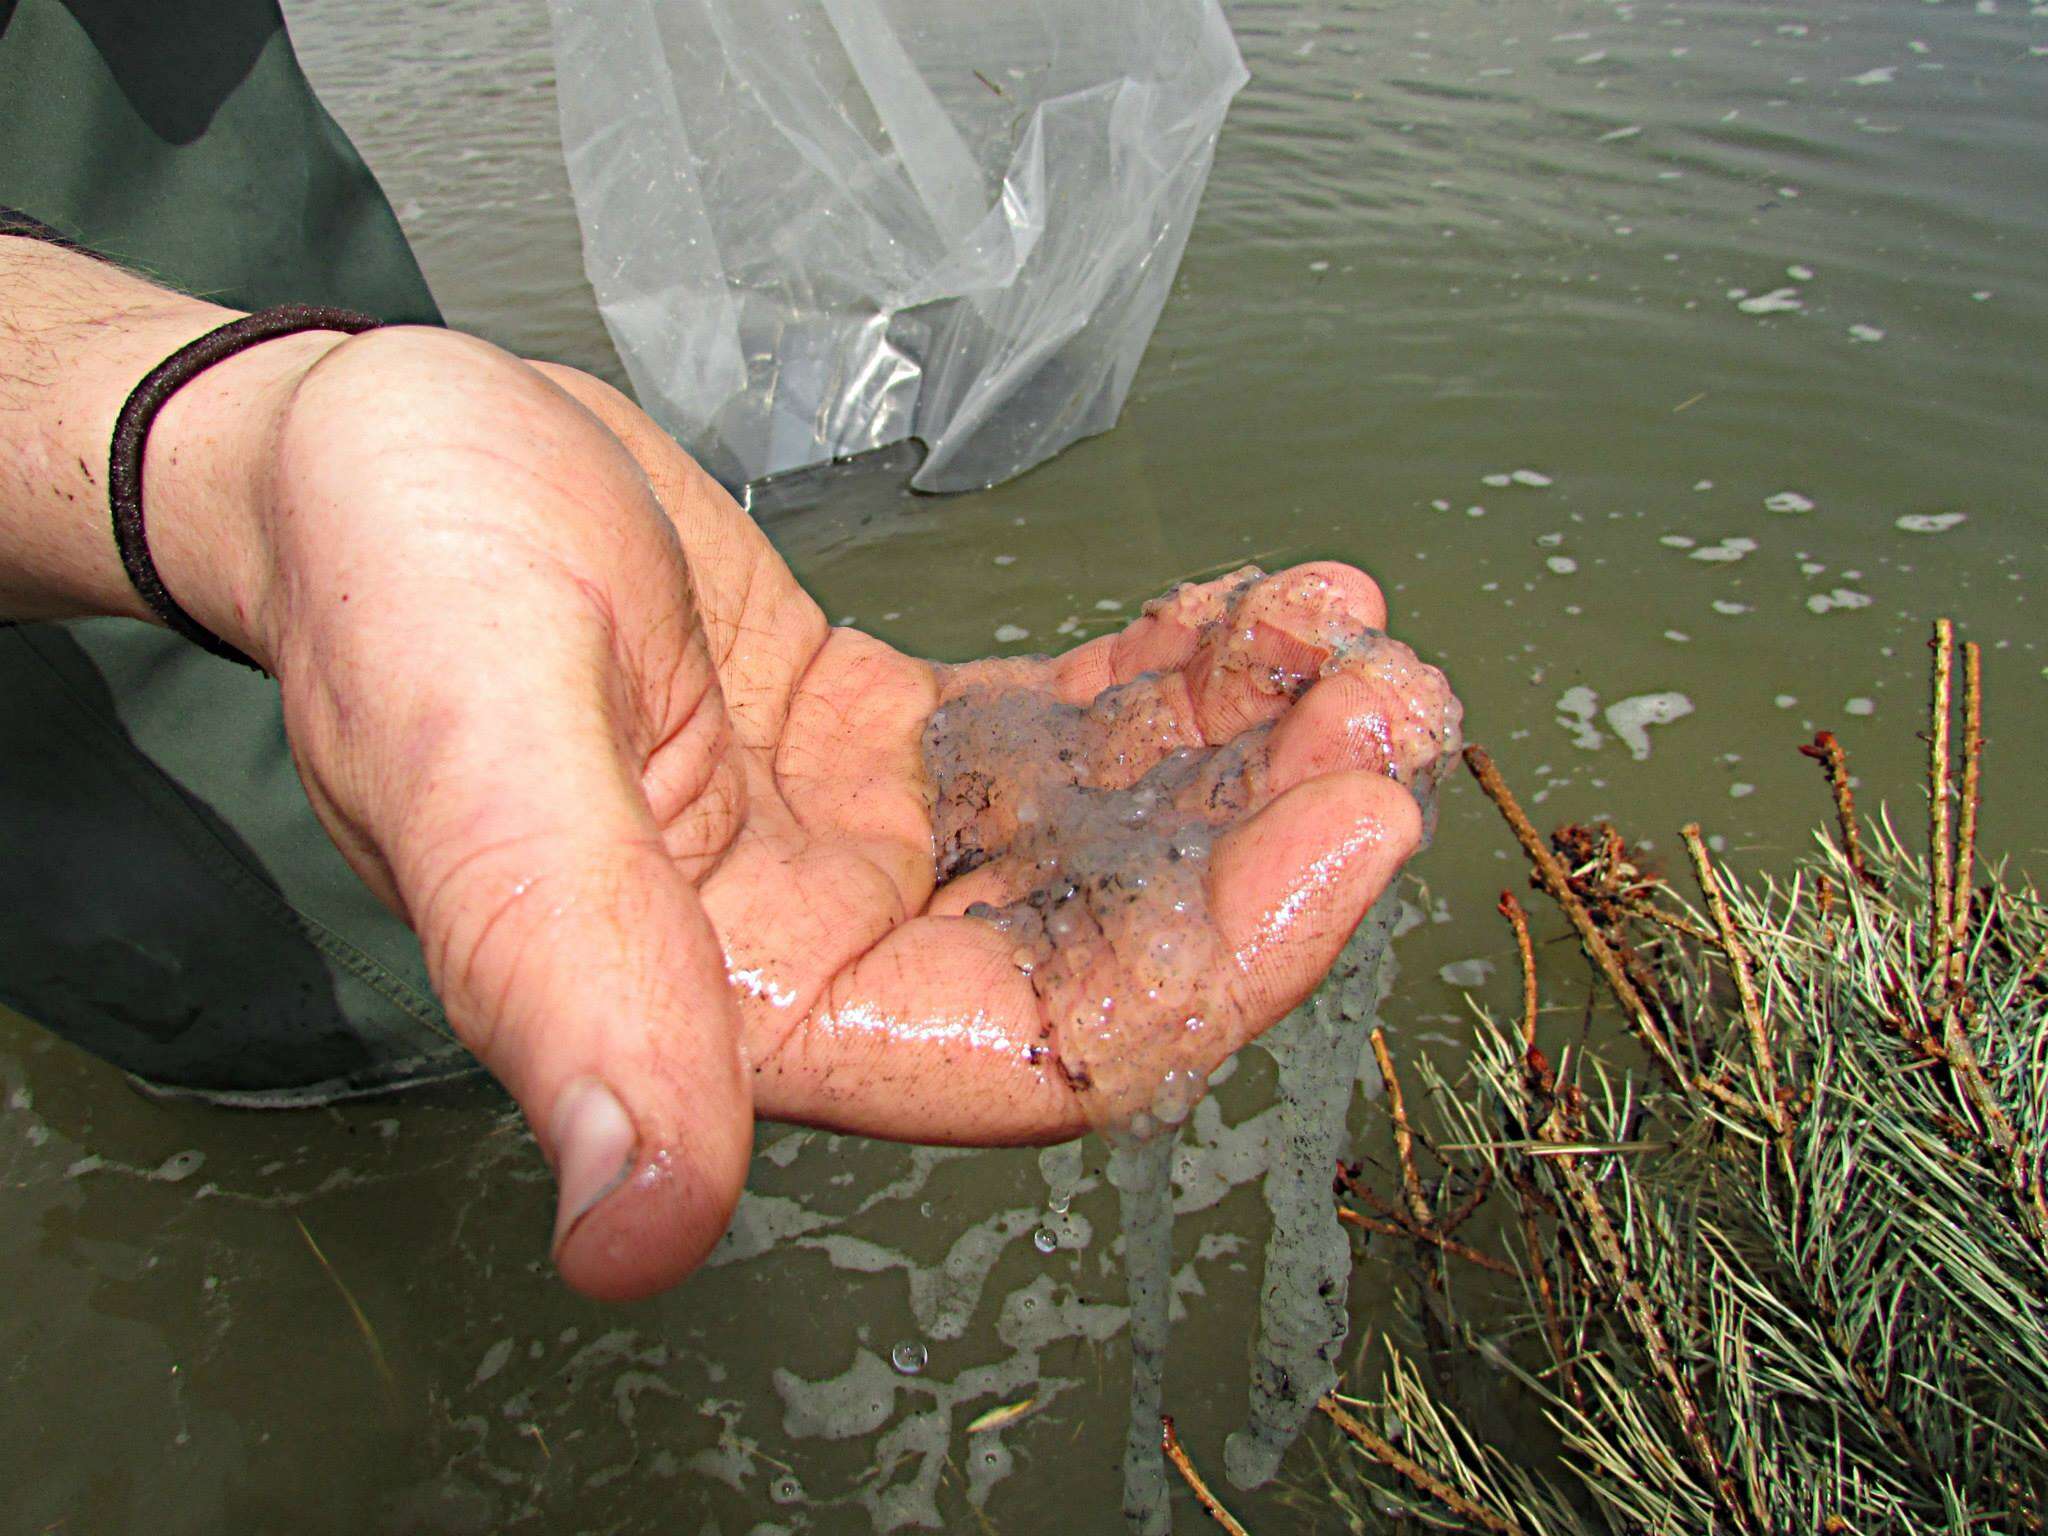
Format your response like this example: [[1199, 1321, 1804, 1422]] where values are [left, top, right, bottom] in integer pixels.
[[297, 1217, 396, 1398], [1161, 1416, 1251, 1535], [1318, 1396, 1534, 1536], [1338, 1206, 1514, 1276]]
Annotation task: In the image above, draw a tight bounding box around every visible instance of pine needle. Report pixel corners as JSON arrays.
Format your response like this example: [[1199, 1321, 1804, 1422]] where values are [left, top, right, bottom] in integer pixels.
[[296, 1216, 396, 1398]]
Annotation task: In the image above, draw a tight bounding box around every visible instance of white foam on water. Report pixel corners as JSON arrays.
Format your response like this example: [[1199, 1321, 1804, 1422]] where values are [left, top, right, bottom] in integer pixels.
[[1438, 957, 1495, 989], [1765, 491, 1816, 513], [1557, 685, 1606, 749], [1739, 286, 1804, 314], [1690, 536, 1759, 563], [1807, 588, 1873, 615], [1604, 691, 1695, 760], [993, 624, 1031, 643], [1223, 890, 1403, 1491], [1108, 1131, 1180, 1535], [1896, 512, 1966, 533]]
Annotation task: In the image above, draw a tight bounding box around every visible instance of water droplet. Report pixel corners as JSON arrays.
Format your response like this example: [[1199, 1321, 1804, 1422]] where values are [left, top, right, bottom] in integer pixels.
[[1151, 1067, 1205, 1126], [891, 1340, 928, 1375], [1048, 1193, 1071, 1216], [1033, 1227, 1059, 1254]]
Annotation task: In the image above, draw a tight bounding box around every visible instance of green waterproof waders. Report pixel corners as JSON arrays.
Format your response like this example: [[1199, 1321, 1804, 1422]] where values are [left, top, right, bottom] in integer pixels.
[[1, 0, 479, 1101]]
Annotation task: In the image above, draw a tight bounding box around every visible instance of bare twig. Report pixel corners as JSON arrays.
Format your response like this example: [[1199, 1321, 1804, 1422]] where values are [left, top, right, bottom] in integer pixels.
[[1950, 640, 1983, 990], [1161, 1416, 1252, 1535], [1498, 891, 1540, 1049], [1534, 1113, 1762, 1535], [1929, 619, 1956, 991], [1465, 747, 1689, 1088], [1339, 1207, 1515, 1276], [1799, 731, 1880, 891], [1318, 1396, 1534, 1536], [1371, 1028, 1436, 1232], [1683, 826, 1794, 1193], [1625, 897, 1720, 944], [1439, 1164, 1497, 1236]]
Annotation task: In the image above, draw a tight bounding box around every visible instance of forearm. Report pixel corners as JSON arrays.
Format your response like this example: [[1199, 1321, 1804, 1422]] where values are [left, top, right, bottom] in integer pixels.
[[0, 236, 337, 652]]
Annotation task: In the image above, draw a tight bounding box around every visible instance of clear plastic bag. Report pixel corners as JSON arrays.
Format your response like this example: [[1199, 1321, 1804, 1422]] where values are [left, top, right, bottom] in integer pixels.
[[546, 0, 1246, 492]]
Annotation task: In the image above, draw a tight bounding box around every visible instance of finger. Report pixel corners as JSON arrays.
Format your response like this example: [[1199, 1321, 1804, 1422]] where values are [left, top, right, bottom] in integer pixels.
[[1048, 565, 1264, 702], [928, 632, 1453, 917], [1209, 769, 1423, 1022], [1263, 632, 1463, 792], [274, 331, 759, 1300], [1051, 561, 1386, 710], [394, 682, 755, 1302], [757, 771, 1422, 1142], [1180, 561, 1389, 742]]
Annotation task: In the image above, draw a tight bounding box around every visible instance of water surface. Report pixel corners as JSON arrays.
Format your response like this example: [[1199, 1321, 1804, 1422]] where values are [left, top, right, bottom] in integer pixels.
[[4, 0, 2042, 1530]]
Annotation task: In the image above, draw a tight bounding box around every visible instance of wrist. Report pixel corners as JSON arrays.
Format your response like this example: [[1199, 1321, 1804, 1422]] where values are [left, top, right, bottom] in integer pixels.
[[0, 237, 351, 667], [136, 326, 353, 669]]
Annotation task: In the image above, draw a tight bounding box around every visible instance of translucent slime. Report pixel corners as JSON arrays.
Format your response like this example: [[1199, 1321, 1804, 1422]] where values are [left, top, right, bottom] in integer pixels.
[[921, 566, 1460, 1527]]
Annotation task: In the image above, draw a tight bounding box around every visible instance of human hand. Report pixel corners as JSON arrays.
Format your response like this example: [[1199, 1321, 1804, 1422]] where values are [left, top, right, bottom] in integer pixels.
[[153, 328, 1460, 1301]]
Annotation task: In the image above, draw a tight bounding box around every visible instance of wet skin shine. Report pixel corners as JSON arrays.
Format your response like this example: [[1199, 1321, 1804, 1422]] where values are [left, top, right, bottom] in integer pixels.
[[36, 324, 1461, 1303], [716, 554, 1459, 1148], [920, 567, 1461, 1132]]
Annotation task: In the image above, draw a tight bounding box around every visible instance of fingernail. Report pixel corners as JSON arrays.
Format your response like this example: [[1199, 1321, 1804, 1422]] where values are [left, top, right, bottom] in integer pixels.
[[549, 1077, 637, 1256]]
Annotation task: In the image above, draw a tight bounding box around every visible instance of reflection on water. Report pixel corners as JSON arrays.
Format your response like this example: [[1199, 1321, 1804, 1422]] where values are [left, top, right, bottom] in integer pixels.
[[4, 0, 2043, 1530]]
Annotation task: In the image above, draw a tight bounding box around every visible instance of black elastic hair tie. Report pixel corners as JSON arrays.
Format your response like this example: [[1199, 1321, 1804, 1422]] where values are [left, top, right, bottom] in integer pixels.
[[110, 305, 385, 671]]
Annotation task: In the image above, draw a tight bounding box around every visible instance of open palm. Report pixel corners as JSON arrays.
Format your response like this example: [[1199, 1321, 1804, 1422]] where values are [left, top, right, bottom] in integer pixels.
[[252, 328, 1454, 1299]]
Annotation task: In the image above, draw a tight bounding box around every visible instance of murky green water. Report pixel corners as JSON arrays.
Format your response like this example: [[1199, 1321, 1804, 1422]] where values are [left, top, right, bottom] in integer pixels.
[[4, 1, 2043, 1531]]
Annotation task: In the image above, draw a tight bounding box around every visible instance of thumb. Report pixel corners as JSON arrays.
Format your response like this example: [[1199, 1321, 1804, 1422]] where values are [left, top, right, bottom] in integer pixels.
[[391, 684, 753, 1302]]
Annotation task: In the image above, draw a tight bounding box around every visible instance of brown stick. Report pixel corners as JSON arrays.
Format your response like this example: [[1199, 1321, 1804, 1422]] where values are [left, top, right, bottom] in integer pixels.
[[1318, 1396, 1534, 1536], [1950, 641, 1983, 989], [1439, 1163, 1496, 1236], [1535, 1112, 1761, 1535], [1798, 731, 1879, 891], [1338, 1207, 1515, 1276], [1371, 1028, 1437, 1231], [1683, 826, 1794, 1194], [1498, 891, 1540, 1049], [1160, 1416, 1252, 1536], [1929, 619, 1956, 992], [1625, 898, 1720, 944], [1464, 747, 1688, 1088]]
